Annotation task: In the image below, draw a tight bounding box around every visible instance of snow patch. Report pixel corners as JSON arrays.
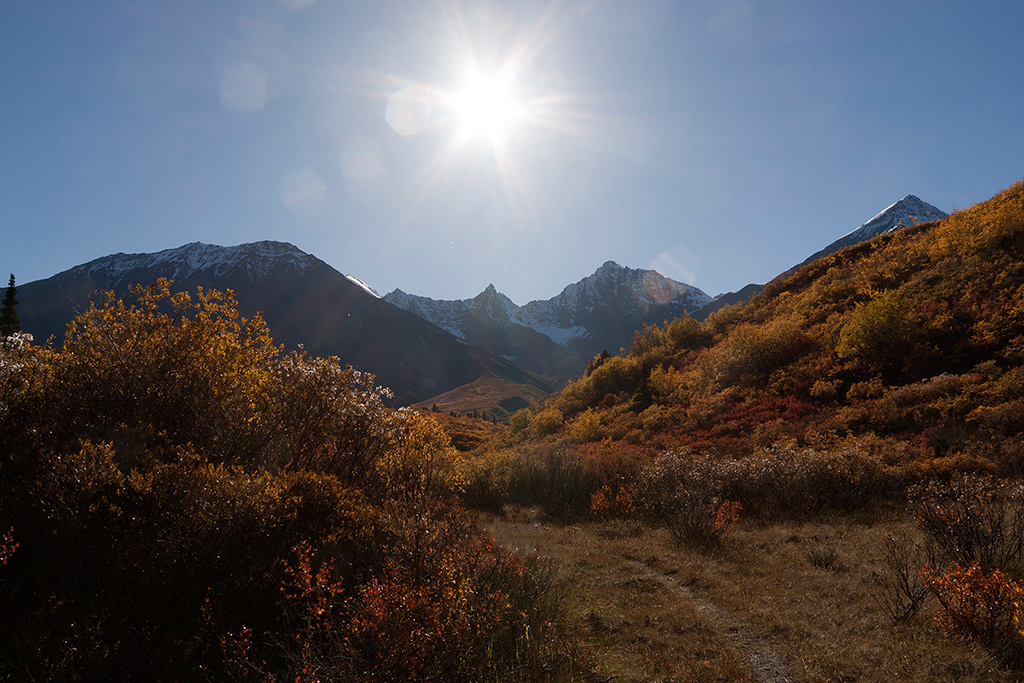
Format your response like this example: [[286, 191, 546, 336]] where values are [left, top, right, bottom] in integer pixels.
[[346, 275, 381, 298]]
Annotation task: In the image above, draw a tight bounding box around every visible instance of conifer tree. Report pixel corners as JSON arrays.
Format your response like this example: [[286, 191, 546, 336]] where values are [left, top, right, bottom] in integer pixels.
[[0, 274, 20, 336]]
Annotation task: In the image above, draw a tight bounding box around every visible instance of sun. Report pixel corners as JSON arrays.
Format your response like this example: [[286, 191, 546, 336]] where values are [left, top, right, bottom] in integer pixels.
[[450, 71, 523, 144]]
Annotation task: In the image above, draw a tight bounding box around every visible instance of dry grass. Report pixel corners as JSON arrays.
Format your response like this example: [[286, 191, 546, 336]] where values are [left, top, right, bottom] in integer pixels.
[[484, 506, 1014, 683]]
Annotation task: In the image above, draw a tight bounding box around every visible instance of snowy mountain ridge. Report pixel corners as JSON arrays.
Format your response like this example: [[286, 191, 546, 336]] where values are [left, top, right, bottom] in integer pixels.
[[59, 241, 317, 288], [383, 261, 712, 349], [837, 194, 947, 245]]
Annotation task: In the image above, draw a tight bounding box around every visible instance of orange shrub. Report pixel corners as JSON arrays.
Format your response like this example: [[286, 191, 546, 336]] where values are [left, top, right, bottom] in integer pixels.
[[921, 563, 1024, 657], [0, 526, 16, 565], [589, 484, 637, 520]]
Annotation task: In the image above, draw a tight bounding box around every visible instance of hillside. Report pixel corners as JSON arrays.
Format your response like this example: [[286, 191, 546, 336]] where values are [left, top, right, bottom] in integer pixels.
[[448, 179, 1024, 678], [493, 178, 1024, 459]]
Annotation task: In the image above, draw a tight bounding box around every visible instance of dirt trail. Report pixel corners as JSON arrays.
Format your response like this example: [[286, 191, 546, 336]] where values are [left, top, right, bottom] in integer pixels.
[[625, 559, 793, 683]]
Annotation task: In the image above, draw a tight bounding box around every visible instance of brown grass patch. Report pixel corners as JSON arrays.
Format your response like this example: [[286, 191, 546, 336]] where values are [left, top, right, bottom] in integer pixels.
[[484, 505, 1013, 682]]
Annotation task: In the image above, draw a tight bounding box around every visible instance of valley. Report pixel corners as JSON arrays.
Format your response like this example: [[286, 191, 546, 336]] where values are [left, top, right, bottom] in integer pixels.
[[1, 179, 1022, 680]]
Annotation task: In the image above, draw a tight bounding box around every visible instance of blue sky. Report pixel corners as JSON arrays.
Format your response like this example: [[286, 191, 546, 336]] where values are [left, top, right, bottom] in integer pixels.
[[3, 1, 1022, 303]]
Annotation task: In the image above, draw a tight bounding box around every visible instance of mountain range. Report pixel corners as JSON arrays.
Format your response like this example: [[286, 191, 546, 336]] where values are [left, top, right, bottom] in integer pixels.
[[5, 193, 943, 411], [9, 241, 550, 406], [384, 262, 712, 380]]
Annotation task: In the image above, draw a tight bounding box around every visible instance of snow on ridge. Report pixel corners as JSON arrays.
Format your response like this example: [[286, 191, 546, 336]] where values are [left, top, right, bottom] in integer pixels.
[[386, 261, 710, 349], [70, 241, 315, 286], [838, 195, 948, 242], [523, 261, 711, 328], [346, 275, 381, 298], [382, 289, 468, 338]]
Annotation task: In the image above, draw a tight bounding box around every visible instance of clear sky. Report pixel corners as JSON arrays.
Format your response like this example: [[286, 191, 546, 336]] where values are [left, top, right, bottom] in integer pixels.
[[3, 1, 1023, 303]]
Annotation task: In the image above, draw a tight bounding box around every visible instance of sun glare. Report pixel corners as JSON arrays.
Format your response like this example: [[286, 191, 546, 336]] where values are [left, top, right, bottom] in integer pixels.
[[382, 3, 582, 230], [451, 72, 522, 143]]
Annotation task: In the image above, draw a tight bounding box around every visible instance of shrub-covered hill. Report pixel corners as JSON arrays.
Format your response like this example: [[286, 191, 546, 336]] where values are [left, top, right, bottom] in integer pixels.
[[506, 179, 1024, 463], [0, 282, 596, 682]]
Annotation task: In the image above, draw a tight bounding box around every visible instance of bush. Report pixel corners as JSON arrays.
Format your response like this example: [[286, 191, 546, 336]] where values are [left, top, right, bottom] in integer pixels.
[[568, 409, 603, 443], [921, 563, 1024, 660], [531, 408, 564, 436], [639, 452, 741, 546], [508, 408, 534, 434], [459, 441, 652, 519], [910, 474, 1024, 575], [0, 282, 592, 681]]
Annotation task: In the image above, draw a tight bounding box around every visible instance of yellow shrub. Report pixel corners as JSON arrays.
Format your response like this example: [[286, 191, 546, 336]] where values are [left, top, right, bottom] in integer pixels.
[[531, 408, 564, 436], [568, 409, 603, 443]]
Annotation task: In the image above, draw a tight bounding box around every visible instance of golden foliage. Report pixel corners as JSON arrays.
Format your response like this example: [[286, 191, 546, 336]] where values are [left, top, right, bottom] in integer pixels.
[[0, 281, 592, 681], [531, 407, 564, 436]]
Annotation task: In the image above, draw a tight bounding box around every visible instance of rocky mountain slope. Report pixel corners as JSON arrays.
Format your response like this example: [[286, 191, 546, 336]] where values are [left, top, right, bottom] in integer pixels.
[[11, 241, 551, 405], [385, 261, 712, 379]]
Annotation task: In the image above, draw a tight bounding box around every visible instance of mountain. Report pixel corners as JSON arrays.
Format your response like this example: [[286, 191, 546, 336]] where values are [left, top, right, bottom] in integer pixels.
[[675, 195, 948, 324], [792, 194, 947, 271], [384, 261, 713, 379], [11, 241, 551, 405]]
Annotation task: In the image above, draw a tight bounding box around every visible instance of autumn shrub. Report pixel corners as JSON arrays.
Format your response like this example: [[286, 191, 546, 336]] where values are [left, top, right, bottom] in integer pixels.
[[0, 282, 589, 681], [647, 364, 687, 403], [721, 441, 891, 519], [0, 447, 385, 680], [568, 409, 603, 443], [0, 526, 16, 565], [639, 452, 741, 546], [836, 290, 918, 379], [664, 315, 709, 350], [910, 474, 1024, 576], [531, 407, 565, 436], [266, 351, 398, 484], [589, 484, 637, 520], [558, 354, 642, 415], [508, 407, 535, 433], [921, 563, 1024, 660], [36, 282, 278, 468], [696, 315, 807, 389], [222, 523, 590, 683], [370, 409, 464, 509], [460, 441, 651, 519]]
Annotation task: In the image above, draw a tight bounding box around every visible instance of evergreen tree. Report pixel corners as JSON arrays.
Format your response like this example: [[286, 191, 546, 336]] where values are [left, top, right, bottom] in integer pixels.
[[0, 274, 20, 336]]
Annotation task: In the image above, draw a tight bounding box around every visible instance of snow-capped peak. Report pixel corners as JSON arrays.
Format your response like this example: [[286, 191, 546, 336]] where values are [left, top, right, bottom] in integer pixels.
[[793, 194, 949, 273], [384, 262, 712, 349], [842, 195, 948, 242]]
